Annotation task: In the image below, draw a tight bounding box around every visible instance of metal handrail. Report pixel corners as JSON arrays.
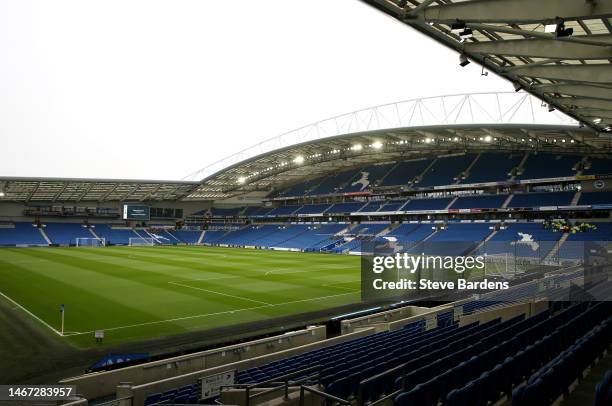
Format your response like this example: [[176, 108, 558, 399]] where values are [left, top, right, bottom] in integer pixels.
[[299, 385, 351, 406], [231, 365, 321, 406]]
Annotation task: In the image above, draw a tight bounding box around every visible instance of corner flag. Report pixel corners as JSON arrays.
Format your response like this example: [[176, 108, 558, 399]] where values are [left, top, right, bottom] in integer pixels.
[[60, 304, 65, 335]]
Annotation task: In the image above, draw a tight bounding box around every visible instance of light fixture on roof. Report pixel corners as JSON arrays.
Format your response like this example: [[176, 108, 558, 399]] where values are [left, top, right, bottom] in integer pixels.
[[593, 118, 602, 124], [372, 141, 383, 150], [513, 82, 522, 92], [293, 155, 304, 164], [547, 104, 555, 112], [459, 54, 470, 67], [237, 176, 246, 184], [450, 20, 467, 33], [351, 144, 363, 151], [484, 135, 492, 142], [545, 18, 573, 38], [459, 28, 473, 40]]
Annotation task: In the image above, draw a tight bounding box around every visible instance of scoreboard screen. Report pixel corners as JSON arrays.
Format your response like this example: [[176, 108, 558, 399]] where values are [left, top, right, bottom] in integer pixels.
[[122, 205, 150, 221]]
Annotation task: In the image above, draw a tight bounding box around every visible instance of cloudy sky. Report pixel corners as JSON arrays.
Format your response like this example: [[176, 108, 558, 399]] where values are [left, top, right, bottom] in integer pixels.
[[0, 0, 513, 181]]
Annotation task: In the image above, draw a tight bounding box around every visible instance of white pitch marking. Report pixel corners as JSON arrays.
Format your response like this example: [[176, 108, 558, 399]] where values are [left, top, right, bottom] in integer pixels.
[[66, 291, 358, 336], [168, 281, 272, 306], [0, 290, 62, 336]]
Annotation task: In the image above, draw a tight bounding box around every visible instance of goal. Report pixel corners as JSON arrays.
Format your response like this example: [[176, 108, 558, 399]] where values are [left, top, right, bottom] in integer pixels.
[[129, 237, 156, 246], [76, 237, 106, 247]]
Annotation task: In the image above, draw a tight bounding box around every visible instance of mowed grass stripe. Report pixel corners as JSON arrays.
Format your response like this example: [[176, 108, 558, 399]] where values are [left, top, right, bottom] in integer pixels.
[[0, 246, 361, 347]]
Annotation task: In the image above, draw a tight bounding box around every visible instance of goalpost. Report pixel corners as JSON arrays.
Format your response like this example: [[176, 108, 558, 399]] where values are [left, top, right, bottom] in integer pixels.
[[75, 237, 106, 247], [129, 237, 156, 246]]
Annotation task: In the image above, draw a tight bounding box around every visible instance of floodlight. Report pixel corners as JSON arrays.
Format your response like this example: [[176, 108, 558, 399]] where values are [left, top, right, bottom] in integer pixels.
[[459, 28, 473, 39], [547, 104, 555, 112], [484, 135, 492, 142], [450, 20, 466, 33], [513, 82, 522, 92], [544, 23, 557, 33], [459, 54, 470, 67], [0, 192, 4, 198], [372, 141, 383, 150], [237, 176, 246, 184], [351, 144, 363, 151], [293, 155, 304, 164]]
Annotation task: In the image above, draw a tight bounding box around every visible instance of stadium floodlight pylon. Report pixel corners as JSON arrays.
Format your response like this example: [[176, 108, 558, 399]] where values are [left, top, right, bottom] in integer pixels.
[[75, 237, 106, 247], [129, 237, 156, 246]]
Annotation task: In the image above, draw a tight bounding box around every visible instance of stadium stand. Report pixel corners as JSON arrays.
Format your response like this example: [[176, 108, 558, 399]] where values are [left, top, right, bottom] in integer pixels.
[[417, 154, 476, 187], [44, 222, 96, 245], [579, 192, 612, 206], [449, 194, 508, 210], [0, 222, 47, 246], [326, 201, 366, 214], [379, 158, 434, 187], [340, 162, 396, 192], [516, 154, 580, 180], [93, 224, 140, 245], [461, 153, 523, 183], [403, 197, 453, 211], [506, 191, 575, 208]]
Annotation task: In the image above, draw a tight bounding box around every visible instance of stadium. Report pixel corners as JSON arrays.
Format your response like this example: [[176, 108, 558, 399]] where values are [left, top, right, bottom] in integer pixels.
[[1, 1, 612, 406]]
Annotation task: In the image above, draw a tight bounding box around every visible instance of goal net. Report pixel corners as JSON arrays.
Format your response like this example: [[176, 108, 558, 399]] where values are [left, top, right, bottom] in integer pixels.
[[129, 237, 156, 246], [76, 237, 106, 247]]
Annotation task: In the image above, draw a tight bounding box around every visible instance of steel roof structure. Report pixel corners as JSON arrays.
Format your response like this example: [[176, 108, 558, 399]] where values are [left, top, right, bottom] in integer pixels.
[[0, 177, 199, 203], [185, 92, 605, 200], [360, 0, 612, 133]]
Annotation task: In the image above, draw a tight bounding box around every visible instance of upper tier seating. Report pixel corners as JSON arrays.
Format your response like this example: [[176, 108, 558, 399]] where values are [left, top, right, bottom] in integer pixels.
[[403, 197, 453, 211], [93, 225, 140, 245], [379, 200, 408, 211], [507, 191, 575, 208], [0, 223, 47, 246], [267, 205, 301, 216], [417, 154, 476, 187], [309, 170, 360, 195], [209, 207, 244, 217], [340, 163, 396, 192], [462, 153, 523, 183], [294, 204, 331, 215], [582, 156, 612, 175], [578, 191, 612, 206], [379, 158, 434, 187], [450, 194, 508, 210], [277, 177, 324, 197], [358, 201, 386, 212], [44, 223, 94, 245], [326, 202, 366, 214], [516, 154, 580, 180]]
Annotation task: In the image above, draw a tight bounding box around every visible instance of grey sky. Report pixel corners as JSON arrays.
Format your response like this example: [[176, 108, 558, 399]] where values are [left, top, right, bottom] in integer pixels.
[[0, 0, 512, 181]]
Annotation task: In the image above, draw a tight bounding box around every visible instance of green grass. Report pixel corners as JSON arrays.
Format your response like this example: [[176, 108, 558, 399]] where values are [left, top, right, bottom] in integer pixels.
[[0, 246, 361, 348]]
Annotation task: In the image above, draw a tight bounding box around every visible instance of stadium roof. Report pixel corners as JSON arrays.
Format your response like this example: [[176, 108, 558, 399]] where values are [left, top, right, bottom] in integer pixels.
[[0, 177, 199, 203], [360, 0, 612, 133], [185, 92, 605, 200], [0, 94, 607, 203]]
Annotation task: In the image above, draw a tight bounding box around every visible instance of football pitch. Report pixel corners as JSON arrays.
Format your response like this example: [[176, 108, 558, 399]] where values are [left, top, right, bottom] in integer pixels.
[[0, 246, 361, 348]]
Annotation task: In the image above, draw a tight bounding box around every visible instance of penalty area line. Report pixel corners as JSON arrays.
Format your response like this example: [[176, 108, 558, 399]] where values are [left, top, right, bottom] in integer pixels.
[[67, 291, 358, 337], [0, 290, 62, 336], [168, 281, 272, 306]]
